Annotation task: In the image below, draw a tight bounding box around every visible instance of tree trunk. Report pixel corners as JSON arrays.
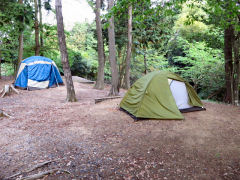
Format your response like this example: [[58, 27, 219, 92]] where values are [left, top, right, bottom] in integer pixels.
[[233, 36, 240, 105], [94, 0, 105, 90], [224, 25, 234, 103], [123, 4, 132, 89], [55, 0, 77, 102], [108, 0, 119, 96], [16, 30, 24, 76], [34, 0, 40, 56], [0, 49, 1, 79], [118, 47, 126, 89], [38, 0, 44, 56], [15, 0, 24, 78], [144, 49, 147, 74]]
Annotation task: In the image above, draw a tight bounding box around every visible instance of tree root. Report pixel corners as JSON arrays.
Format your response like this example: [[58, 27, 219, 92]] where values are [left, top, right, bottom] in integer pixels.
[[0, 84, 19, 98]]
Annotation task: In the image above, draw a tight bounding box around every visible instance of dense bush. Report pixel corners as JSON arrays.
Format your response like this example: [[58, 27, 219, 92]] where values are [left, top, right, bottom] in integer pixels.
[[172, 41, 225, 100]]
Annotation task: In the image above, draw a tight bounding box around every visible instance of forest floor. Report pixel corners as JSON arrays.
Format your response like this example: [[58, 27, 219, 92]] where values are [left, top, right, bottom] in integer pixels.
[[0, 77, 240, 180]]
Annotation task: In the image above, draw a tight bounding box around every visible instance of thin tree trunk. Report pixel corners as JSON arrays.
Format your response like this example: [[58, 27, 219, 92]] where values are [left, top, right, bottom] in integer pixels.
[[108, 0, 119, 96], [144, 49, 147, 74], [34, 0, 40, 56], [0, 49, 1, 79], [55, 0, 77, 102], [17, 31, 24, 75], [224, 25, 234, 103], [118, 47, 125, 88], [94, 0, 105, 90], [15, 0, 24, 78], [38, 0, 44, 56], [233, 36, 240, 105], [123, 4, 132, 89]]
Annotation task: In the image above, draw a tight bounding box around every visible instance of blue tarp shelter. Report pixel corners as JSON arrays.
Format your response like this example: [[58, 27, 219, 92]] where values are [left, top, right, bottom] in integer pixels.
[[15, 56, 63, 90]]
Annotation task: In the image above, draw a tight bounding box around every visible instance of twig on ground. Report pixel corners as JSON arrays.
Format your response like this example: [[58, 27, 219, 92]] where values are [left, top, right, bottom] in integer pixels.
[[20, 169, 70, 180], [25, 160, 56, 173], [0, 110, 12, 118], [4, 159, 61, 180]]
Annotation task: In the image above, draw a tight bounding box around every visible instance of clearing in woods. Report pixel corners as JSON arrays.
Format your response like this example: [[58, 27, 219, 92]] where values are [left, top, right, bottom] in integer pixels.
[[0, 78, 240, 179]]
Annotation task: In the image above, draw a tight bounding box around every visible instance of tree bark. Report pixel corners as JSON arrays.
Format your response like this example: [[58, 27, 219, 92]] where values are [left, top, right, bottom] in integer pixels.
[[38, 0, 44, 56], [123, 4, 132, 89], [233, 36, 240, 105], [16, 30, 24, 76], [15, 0, 24, 78], [118, 47, 126, 88], [0, 46, 1, 79], [224, 25, 234, 103], [55, 0, 77, 102], [108, 0, 119, 96], [34, 0, 40, 56], [94, 0, 105, 90], [144, 49, 147, 74]]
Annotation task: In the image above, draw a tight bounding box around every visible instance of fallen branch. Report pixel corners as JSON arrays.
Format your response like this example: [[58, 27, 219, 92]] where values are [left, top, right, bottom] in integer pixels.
[[0, 110, 11, 118], [0, 84, 19, 98], [26, 160, 56, 173], [21, 169, 70, 180], [20, 169, 71, 180], [95, 96, 122, 104], [4, 159, 59, 180]]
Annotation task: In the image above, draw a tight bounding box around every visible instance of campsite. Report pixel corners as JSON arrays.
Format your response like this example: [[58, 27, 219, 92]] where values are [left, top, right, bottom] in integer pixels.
[[1, 0, 240, 179], [0, 79, 240, 179]]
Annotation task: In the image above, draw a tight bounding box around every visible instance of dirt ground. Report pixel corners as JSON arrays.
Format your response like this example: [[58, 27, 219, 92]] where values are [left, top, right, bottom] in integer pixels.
[[0, 78, 240, 180]]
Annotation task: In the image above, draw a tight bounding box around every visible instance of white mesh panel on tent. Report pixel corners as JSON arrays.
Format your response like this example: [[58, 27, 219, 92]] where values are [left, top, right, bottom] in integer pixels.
[[169, 79, 192, 110]]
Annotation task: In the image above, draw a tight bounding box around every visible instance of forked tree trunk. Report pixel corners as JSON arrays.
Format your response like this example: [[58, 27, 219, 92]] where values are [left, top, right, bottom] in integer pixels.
[[38, 0, 44, 56], [34, 0, 40, 56], [108, 0, 119, 96], [123, 4, 132, 89], [233, 36, 240, 105], [94, 0, 105, 90], [224, 25, 234, 103], [55, 0, 77, 102]]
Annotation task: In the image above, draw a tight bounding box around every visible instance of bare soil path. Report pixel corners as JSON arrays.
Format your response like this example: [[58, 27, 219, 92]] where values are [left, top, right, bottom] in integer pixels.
[[0, 78, 240, 180]]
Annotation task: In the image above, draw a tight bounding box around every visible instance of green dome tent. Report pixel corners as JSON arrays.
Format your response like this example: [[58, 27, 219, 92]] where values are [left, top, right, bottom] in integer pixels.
[[120, 71, 205, 120]]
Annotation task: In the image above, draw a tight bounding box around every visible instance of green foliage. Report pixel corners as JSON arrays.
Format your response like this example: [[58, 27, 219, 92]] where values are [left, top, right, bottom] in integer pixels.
[[0, 0, 34, 75], [132, 0, 177, 49], [130, 48, 173, 83], [173, 41, 225, 100], [68, 22, 97, 51], [0, 63, 14, 76], [166, 36, 188, 67], [65, 22, 98, 80]]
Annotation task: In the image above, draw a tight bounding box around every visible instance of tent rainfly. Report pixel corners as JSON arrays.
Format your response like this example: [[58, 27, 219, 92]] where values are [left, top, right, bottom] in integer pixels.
[[120, 71, 205, 120], [15, 56, 63, 90]]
